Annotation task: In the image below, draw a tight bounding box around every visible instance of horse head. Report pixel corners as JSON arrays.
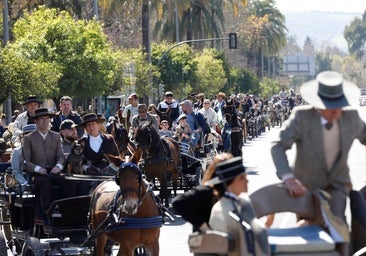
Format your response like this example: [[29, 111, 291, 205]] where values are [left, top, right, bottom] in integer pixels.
[[105, 153, 146, 215], [150, 104, 172, 126], [134, 122, 159, 153]]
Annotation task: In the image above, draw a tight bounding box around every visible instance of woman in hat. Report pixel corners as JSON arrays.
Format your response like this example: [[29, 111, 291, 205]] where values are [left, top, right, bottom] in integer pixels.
[[272, 71, 366, 255], [79, 113, 120, 175], [172, 153, 233, 233], [208, 156, 270, 256]]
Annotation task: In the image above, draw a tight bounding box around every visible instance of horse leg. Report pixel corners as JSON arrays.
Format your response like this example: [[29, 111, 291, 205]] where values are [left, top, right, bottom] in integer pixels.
[[159, 174, 169, 207], [95, 234, 108, 256], [144, 239, 160, 256]]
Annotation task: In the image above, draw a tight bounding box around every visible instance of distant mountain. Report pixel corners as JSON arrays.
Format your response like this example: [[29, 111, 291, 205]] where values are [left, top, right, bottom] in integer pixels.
[[283, 11, 363, 53]]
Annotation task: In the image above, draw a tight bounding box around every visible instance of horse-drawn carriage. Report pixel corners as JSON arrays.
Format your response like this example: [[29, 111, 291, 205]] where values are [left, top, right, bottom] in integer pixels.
[[0, 155, 169, 256]]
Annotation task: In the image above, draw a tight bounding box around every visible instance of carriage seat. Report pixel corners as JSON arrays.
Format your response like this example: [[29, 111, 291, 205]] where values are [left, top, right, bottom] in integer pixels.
[[46, 195, 91, 241], [249, 183, 341, 256], [188, 230, 234, 254]]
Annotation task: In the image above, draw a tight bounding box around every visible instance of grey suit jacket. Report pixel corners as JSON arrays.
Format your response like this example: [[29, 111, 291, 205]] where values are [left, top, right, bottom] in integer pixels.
[[23, 130, 65, 173], [209, 194, 270, 256], [272, 105, 366, 193]]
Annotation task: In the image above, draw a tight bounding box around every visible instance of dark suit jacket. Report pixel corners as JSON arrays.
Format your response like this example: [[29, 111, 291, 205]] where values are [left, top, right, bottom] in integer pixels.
[[83, 133, 119, 168], [272, 105, 366, 194], [23, 130, 65, 172]]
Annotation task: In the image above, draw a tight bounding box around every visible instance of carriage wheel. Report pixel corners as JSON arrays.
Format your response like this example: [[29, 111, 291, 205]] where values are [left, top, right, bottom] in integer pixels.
[[0, 229, 8, 256], [21, 237, 50, 256], [0, 204, 12, 243]]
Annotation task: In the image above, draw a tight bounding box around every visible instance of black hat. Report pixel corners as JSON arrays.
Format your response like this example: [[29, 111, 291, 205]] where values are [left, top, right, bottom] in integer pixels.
[[300, 71, 360, 109], [23, 95, 43, 105], [80, 113, 106, 126], [60, 119, 77, 130], [205, 156, 246, 185], [29, 108, 56, 120]]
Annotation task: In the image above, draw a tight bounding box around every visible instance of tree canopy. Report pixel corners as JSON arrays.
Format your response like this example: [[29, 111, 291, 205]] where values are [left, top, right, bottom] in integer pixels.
[[0, 6, 118, 103]]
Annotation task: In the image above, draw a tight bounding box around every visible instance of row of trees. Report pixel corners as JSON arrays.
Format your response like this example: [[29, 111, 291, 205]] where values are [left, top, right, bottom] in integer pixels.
[[1, 0, 286, 107]]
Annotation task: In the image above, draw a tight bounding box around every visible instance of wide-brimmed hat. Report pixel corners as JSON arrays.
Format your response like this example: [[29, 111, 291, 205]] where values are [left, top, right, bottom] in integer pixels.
[[22, 96, 43, 105], [205, 156, 246, 186], [80, 113, 106, 126], [59, 119, 77, 130], [300, 71, 360, 109], [22, 124, 37, 134], [29, 108, 56, 120]]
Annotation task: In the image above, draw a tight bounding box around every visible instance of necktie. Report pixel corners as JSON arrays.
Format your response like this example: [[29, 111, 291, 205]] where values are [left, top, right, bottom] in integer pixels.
[[325, 123, 333, 130]]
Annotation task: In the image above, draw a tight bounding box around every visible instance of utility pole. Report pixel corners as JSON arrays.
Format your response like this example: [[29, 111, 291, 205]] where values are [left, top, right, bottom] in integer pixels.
[[93, 0, 103, 114], [3, 0, 11, 124]]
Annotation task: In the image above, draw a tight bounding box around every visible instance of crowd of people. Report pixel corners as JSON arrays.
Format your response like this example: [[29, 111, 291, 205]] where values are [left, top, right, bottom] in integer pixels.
[[0, 70, 364, 255]]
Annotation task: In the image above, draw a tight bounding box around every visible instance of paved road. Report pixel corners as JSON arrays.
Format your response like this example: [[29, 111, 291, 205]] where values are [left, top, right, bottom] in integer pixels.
[[115, 107, 366, 255]]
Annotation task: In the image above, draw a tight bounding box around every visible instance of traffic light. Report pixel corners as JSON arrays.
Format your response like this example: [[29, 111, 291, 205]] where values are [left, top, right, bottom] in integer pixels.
[[229, 33, 237, 49]]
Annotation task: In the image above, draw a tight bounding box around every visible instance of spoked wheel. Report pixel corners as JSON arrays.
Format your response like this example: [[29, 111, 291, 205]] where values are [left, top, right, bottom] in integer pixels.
[[0, 229, 8, 256], [0, 204, 12, 242], [21, 237, 50, 256]]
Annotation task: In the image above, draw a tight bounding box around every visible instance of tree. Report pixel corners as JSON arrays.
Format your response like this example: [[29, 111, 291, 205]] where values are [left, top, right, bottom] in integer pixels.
[[316, 52, 332, 73], [344, 10, 366, 60], [0, 6, 118, 103], [241, 0, 287, 77], [303, 36, 315, 56], [193, 49, 227, 97]]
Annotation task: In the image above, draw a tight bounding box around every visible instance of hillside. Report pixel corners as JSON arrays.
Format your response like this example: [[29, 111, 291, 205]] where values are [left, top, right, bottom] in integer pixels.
[[283, 11, 363, 53]]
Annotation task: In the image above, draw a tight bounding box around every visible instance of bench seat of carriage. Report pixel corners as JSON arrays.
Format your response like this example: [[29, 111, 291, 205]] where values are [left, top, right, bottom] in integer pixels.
[[249, 183, 343, 256]]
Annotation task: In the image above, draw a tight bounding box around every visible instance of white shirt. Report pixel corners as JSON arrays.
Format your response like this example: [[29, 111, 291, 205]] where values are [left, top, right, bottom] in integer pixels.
[[89, 134, 103, 152]]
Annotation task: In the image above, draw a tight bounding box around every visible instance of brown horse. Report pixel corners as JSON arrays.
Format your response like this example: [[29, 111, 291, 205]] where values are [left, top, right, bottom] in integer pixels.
[[89, 154, 163, 256], [134, 122, 181, 207]]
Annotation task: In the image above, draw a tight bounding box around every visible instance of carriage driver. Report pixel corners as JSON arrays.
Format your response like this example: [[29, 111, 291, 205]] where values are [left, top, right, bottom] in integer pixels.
[[23, 108, 65, 212], [79, 113, 120, 176]]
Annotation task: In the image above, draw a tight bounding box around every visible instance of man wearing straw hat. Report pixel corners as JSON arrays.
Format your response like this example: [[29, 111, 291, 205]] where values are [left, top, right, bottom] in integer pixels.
[[272, 71, 366, 254]]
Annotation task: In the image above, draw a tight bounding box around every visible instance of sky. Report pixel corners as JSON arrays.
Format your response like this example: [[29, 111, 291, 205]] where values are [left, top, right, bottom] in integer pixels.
[[275, 0, 366, 13]]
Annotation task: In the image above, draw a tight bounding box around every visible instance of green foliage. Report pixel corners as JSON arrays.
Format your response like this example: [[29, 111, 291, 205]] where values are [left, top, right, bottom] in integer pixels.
[[316, 52, 332, 73], [229, 68, 259, 94], [151, 42, 197, 99], [344, 11, 366, 60], [0, 6, 118, 103], [193, 49, 227, 98], [258, 77, 281, 99]]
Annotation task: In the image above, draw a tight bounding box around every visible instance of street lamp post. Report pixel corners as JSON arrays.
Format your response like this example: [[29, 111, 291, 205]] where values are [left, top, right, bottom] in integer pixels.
[[3, 0, 11, 125]]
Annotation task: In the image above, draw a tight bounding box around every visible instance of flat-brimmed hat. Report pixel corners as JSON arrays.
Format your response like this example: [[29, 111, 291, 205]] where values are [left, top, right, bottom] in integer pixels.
[[29, 108, 56, 120], [59, 119, 77, 130], [177, 113, 187, 121], [80, 113, 106, 126], [23, 96, 43, 105], [22, 124, 37, 134], [205, 156, 246, 186], [300, 71, 360, 109]]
